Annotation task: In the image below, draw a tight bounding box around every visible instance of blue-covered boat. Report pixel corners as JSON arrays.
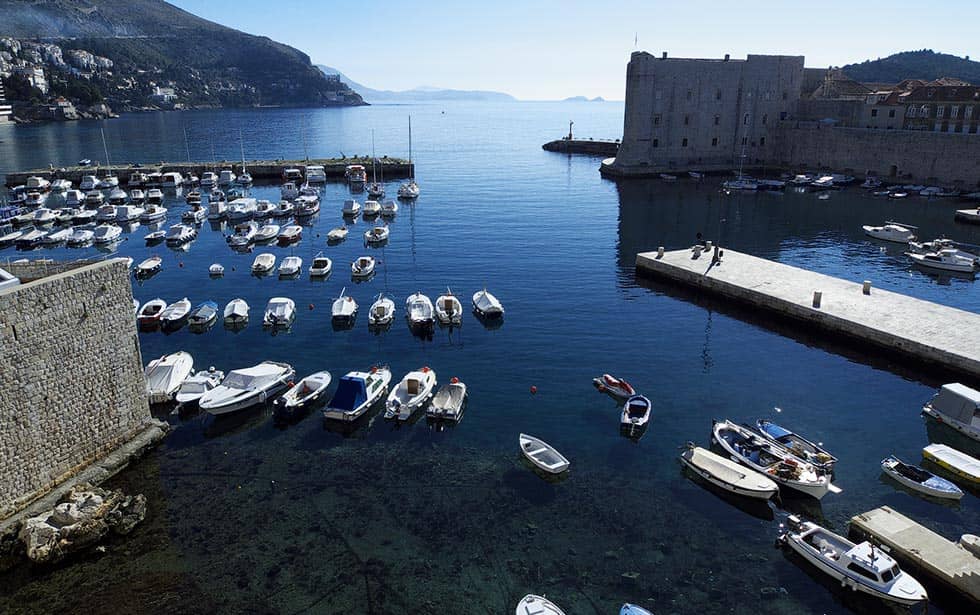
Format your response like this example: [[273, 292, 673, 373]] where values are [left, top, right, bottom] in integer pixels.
[[322, 367, 392, 422], [755, 419, 837, 472], [621, 604, 654, 615], [881, 455, 963, 500], [188, 300, 218, 328]]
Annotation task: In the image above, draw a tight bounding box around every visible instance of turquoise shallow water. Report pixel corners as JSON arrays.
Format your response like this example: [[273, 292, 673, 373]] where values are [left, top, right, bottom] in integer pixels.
[[1, 103, 979, 614]]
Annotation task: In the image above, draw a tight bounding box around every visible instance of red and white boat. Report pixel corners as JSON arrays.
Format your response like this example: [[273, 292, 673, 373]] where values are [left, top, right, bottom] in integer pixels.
[[592, 374, 636, 400], [137, 298, 168, 326]]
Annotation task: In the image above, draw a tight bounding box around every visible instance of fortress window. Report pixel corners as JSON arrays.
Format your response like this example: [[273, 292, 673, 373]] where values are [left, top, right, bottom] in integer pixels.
[[889, 109, 896, 118], [686, 90, 692, 100], [965, 106, 973, 119], [743, 114, 749, 125], [871, 109, 878, 117], [654, 114, 661, 125], [682, 138, 688, 147], [653, 139, 659, 147], [951, 105, 960, 118], [762, 114, 768, 125], [760, 137, 766, 146], [937, 106, 945, 118], [715, 89, 722, 100], [711, 137, 718, 146], [782, 91, 788, 100], [684, 115, 690, 125], [741, 137, 747, 145], [780, 111, 787, 120], [714, 115, 720, 126]]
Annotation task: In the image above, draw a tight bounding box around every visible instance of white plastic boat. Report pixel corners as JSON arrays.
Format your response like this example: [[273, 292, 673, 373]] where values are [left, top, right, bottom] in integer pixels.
[[278, 256, 303, 277], [434, 289, 462, 325], [251, 253, 276, 273], [65, 190, 84, 207], [227, 221, 258, 246], [323, 367, 392, 421], [516, 595, 565, 615], [145, 351, 194, 404], [135, 256, 162, 277], [327, 226, 349, 241], [207, 198, 227, 219], [274, 371, 332, 414], [363, 199, 382, 216], [922, 382, 980, 443], [368, 293, 395, 326], [115, 205, 145, 222], [209, 263, 224, 277], [160, 297, 192, 329], [15, 229, 47, 248], [472, 288, 504, 317], [255, 223, 280, 243], [779, 516, 928, 606], [332, 287, 358, 322], [107, 188, 128, 206], [755, 419, 837, 472], [519, 434, 570, 474], [380, 200, 399, 216], [342, 199, 361, 216], [908, 249, 978, 273], [263, 297, 296, 327], [309, 253, 332, 277], [405, 291, 434, 327], [863, 222, 916, 243], [280, 182, 299, 200], [278, 225, 302, 245], [680, 443, 779, 500], [922, 443, 979, 485], [145, 230, 166, 243], [72, 209, 97, 225], [427, 378, 467, 421], [364, 225, 389, 243], [227, 197, 257, 221], [165, 224, 197, 245], [305, 165, 326, 183], [137, 298, 167, 325], [79, 175, 98, 191], [42, 227, 72, 244], [385, 367, 437, 420], [92, 224, 122, 244], [199, 361, 295, 415], [351, 255, 375, 278], [219, 169, 237, 186], [140, 205, 167, 223], [881, 455, 963, 500], [175, 368, 225, 407], [188, 301, 219, 328], [96, 204, 117, 222], [182, 205, 207, 224], [146, 188, 164, 205], [274, 200, 294, 217], [621, 394, 651, 429], [223, 298, 249, 324], [955, 208, 980, 224], [592, 374, 636, 400], [254, 200, 276, 218], [295, 194, 320, 216]]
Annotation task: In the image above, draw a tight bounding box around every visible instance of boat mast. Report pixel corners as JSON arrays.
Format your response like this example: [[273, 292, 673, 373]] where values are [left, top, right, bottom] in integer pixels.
[[100, 126, 112, 175], [371, 129, 377, 184], [239, 128, 247, 174], [408, 115, 414, 182], [183, 127, 191, 162]]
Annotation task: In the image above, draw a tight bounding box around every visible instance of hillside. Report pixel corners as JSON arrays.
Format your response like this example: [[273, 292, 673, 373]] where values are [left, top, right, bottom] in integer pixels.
[[318, 65, 515, 103], [842, 50, 980, 85], [0, 0, 364, 108]]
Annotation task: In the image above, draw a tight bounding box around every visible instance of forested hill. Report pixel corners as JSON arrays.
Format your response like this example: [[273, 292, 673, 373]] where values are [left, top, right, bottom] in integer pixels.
[[843, 50, 980, 85]]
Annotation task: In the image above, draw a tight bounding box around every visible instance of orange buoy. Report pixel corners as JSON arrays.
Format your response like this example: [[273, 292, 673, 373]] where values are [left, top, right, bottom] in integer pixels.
[[530, 385, 537, 395], [309, 303, 314, 310], [287, 381, 295, 388], [450, 376, 459, 384], [371, 366, 378, 373], [421, 366, 430, 373]]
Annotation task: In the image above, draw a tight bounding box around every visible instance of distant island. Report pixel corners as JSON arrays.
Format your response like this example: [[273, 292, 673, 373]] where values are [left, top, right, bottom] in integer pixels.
[[0, 0, 364, 123], [563, 96, 606, 102], [843, 49, 980, 84], [318, 65, 516, 102]]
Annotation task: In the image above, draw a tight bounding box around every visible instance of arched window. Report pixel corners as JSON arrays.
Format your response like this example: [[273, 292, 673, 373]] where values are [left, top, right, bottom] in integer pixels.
[[743, 114, 749, 125]]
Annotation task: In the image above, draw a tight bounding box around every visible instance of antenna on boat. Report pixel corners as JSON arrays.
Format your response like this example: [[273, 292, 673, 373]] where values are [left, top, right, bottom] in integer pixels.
[[183, 126, 191, 163], [100, 126, 112, 174], [301, 116, 309, 161]]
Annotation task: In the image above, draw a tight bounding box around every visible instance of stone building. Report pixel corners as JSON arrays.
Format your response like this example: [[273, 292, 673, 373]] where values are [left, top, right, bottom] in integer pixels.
[[0, 259, 165, 521], [604, 52, 804, 176]]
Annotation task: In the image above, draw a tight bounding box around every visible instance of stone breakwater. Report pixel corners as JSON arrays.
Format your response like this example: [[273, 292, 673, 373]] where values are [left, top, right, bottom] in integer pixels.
[[0, 259, 162, 520]]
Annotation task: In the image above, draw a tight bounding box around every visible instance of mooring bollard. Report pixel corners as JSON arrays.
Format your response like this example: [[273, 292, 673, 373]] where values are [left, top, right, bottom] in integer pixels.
[[657, 246, 664, 258], [863, 280, 872, 295], [812, 291, 822, 308], [705, 240, 713, 250]]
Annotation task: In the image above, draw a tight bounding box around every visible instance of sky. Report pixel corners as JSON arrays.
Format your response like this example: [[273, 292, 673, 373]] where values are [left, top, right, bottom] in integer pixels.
[[169, 0, 979, 100]]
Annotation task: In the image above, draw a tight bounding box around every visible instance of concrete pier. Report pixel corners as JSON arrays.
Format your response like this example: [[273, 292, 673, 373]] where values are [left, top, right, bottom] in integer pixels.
[[4, 156, 412, 187], [636, 247, 980, 380], [542, 138, 619, 156], [850, 506, 980, 603]]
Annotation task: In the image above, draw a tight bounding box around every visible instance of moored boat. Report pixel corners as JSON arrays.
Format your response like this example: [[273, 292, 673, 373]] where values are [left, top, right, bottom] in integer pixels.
[[160, 297, 192, 330], [274, 371, 332, 418], [278, 256, 303, 277], [223, 298, 249, 325], [323, 366, 392, 421], [921, 382, 980, 443], [363, 225, 389, 243], [165, 223, 197, 246], [519, 433, 570, 474], [516, 595, 565, 615], [199, 361, 295, 415], [472, 288, 504, 317], [881, 455, 963, 500], [863, 222, 916, 243], [252, 252, 276, 273], [908, 249, 978, 273], [434, 288, 462, 324], [621, 394, 652, 430], [427, 378, 467, 421], [278, 225, 302, 245], [175, 368, 225, 408], [368, 293, 395, 326], [384, 367, 437, 420], [309, 253, 332, 277], [922, 443, 980, 484], [331, 287, 358, 323], [135, 256, 163, 277], [679, 443, 779, 500], [188, 300, 219, 328], [351, 255, 376, 278], [145, 351, 194, 404], [263, 297, 296, 327], [592, 373, 635, 401], [327, 225, 348, 242], [755, 419, 837, 472], [405, 291, 434, 328], [137, 298, 167, 326]]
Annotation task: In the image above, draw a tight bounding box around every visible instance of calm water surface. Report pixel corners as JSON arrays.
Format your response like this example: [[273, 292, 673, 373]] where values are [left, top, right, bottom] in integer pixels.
[[1, 103, 979, 614]]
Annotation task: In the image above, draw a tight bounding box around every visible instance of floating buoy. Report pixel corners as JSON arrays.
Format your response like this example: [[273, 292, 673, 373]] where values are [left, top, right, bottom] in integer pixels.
[[178, 262, 184, 268], [422, 366, 430, 373], [308, 303, 314, 310], [451, 376, 459, 384], [287, 380, 295, 388], [530, 385, 537, 395]]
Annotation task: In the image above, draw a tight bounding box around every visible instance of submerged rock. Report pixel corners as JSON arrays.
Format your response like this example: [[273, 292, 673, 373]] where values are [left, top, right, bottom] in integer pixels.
[[18, 483, 147, 564]]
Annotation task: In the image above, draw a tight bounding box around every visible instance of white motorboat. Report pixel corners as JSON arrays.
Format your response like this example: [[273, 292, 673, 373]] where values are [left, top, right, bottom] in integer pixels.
[[15, 229, 48, 249], [679, 443, 779, 500], [146, 188, 164, 205], [79, 175, 98, 191], [251, 253, 276, 273], [234, 170, 252, 186], [515, 595, 564, 615], [922, 443, 980, 485], [434, 289, 462, 325], [145, 172, 163, 187], [305, 165, 326, 183], [223, 298, 249, 324], [96, 204, 118, 222], [908, 249, 978, 273], [908, 238, 978, 263], [160, 297, 192, 329], [332, 287, 358, 322], [263, 297, 296, 327], [135, 256, 163, 277], [218, 169, 237, 186], [255, 223, 281, 243], [165, 223, 197, 245], [85, 190, 105, 207], [309, 253, 332, 277], [519, 434, 570, 474], [182, 205, 207, 224], [722, 178, 758, 191], [227, 221, 258, 246], [281, 182, 300, 200], [621, 394, 652, 429], [367, 183, 385, 199], [282, 167, 303, 182], [200, 171, 218, 188], [25, 191, 46, 208], [42, 227, 72, 244], [342, 199, 361, 216], [254, 200, 276, 218], [130, 189, 147, 204], [55, 208, 78, 226], [863, 222, 915, 243], [145, 351, 194, 404], [881, 456, 963, 500], [364, 225, 389, 244], [0, 230, 24, 247], [368, 293, 395, 326], [274, 200, 294, 217], [380, 200, 399, 217], [115, 205, 145, 223], [128, 172, 147, 187], [278, 256, 303, 277], [327, 225, 349, 242], [922, 382, 980, 443], [779, 516, 928, 606], [26, 176, 52, 192], [346, 164, 367, 187], [385, 367, 437, 420], [274, 371, 332, 415], [405, 291, 434, 328], [92, 224, 122, 244], [592, 374, 636, 401], [140, 205, 168, 223], [199, 361, 295, 415], [472, 288, 504, 318], [295, 194, 320, 216], [323, 367, 392, 421], [351, 255, 376, 278], [97, 175, 119, 189], [277, 225, 302, 245], [64, 189, 84, 207], [107, 188, 128, 206], [184, 189, 200, 205], [72, 209, 97, 225], [955, 208, 980, 224], [227, 197, 257, 221], [207, 198, 227, 220], [175, 368, 225, 407], [137, 298, 167, 326], [209, 263, 224, 277], [362, 199, 382, 216], [427, 378, 467, 421], [711, 419, 837, 499]]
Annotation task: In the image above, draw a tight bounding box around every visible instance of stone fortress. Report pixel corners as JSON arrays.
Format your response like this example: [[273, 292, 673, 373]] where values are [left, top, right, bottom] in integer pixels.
[[602, 51, 980, 186]]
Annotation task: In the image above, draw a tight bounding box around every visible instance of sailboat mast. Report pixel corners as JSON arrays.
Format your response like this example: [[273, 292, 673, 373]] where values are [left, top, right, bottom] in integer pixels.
[[371, 129, 377, 184], [408, 115, 413, 181], [183, 127, 191, 162], [100, 126, 111, 171], [239, 129, 246, 173]]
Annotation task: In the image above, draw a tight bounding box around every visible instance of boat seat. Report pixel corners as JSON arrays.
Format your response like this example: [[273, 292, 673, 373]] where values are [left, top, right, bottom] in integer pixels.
[[524, 446, 548, 456], [407, 379, 419, 395]]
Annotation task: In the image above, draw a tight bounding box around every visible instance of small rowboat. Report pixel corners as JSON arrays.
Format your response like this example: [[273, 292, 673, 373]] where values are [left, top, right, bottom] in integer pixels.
[[137, 298, 167, 326], [135, 256, 162, 277], [621, 394, 651, 430], [519, 433, 569, 474], [922, 443, 980, 485], [680, 443, 779, 500], [516, 594, 565, 615], [327, 226, 348, 242], [274, 370, 332, 418], [592, 373, 635, 400], [881, 455, 963, 500]]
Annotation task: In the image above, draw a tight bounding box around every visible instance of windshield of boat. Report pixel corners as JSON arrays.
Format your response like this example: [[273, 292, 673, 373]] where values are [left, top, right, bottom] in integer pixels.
[[223, 372, 258, 389], [179, 381, 207, 395]]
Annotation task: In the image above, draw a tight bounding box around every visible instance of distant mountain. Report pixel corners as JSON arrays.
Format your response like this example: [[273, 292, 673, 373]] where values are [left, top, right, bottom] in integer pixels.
[[843, 50, 980, 84], [0, 0, 364, 108], [563, 96, 606, 102], [317, 65, 516, 102]]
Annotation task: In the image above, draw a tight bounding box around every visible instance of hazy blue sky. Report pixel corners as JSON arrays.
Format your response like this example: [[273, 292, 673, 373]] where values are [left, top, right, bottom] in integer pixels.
[[170, 0, 978, 100]]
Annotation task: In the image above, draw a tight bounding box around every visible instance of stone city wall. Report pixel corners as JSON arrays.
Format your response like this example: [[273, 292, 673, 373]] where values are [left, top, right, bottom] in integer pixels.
[[0, 259, 152, 519]]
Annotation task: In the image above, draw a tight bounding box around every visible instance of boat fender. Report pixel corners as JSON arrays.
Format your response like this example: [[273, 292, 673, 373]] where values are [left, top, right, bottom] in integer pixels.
[[783, 458, 798, 467], [287, 381, 295, 388], [451, 377, 459, 384], [309, 303, 314, 310], [530, 385, 537, 395]]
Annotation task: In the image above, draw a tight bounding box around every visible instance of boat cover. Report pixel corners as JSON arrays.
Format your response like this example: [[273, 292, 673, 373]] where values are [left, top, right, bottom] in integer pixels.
[[330, 376, 367, 411], [222, 364, 285, 390], [929, 383, 980, 425], [760, 421, 793, 440]]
